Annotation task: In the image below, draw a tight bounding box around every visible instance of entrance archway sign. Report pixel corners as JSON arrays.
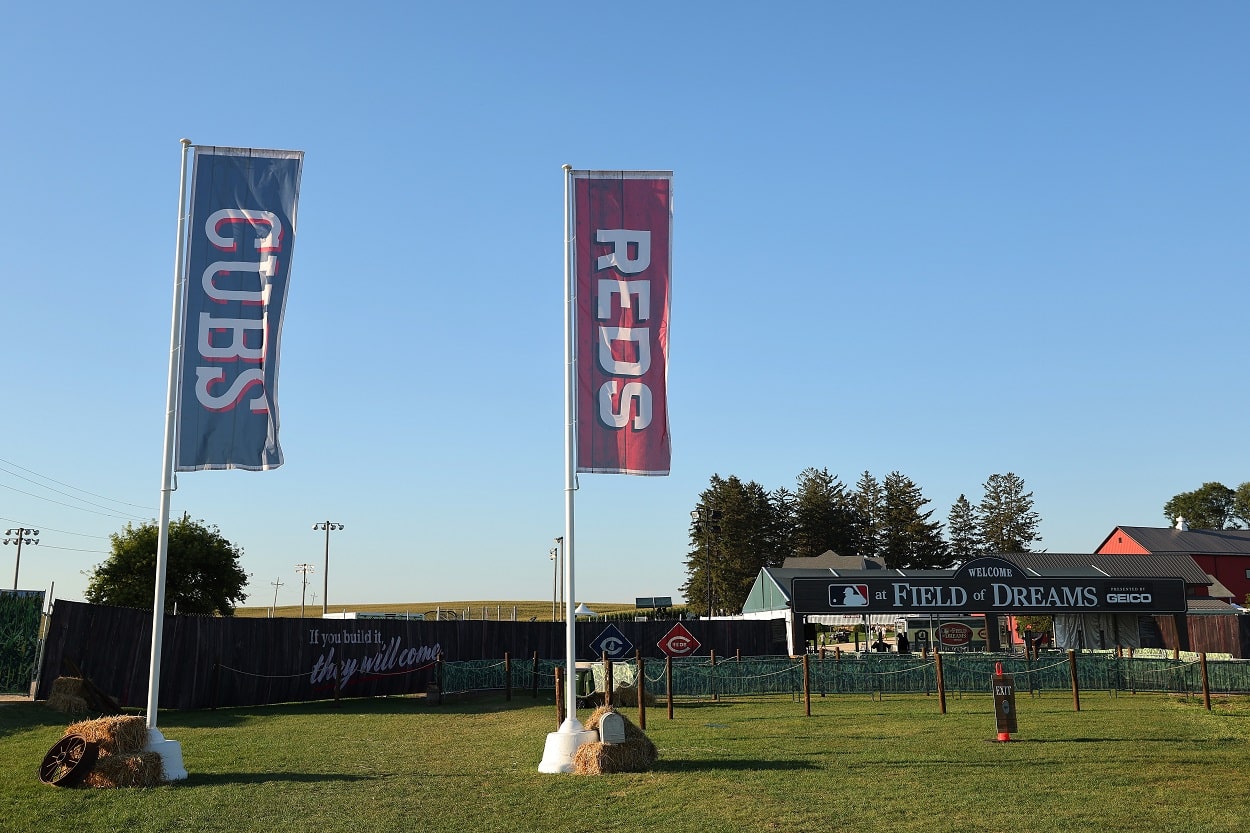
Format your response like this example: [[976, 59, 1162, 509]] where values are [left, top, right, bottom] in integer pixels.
[[790, 556, 1187, 616]]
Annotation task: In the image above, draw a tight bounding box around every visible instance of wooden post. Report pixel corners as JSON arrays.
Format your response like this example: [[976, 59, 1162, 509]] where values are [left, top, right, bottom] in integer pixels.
[[436, 652, 444, 705], [210, 660, 220, 711], [935, 651, 946, 715], [1068, 649, 1081, 712], [803, 654, 811, 717], [554, 666, 564, 728], [1200, 652, 1211, 711], [666, 655, 674, 720], [637, 651, 646, 730], [531, 651, 539, 699], [504, 652, 511, 701], [710, 648, 718, 701], [603, 653, 613, 706]]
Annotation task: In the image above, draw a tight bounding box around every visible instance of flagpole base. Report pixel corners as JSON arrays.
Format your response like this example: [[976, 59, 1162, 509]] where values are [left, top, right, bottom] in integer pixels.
[[144, 728, 189, 782], [538, 719, 595, 774]]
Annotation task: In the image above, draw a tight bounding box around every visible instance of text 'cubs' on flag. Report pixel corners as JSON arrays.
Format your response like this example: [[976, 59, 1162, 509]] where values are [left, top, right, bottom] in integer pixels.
[[176, 146, 303, 472], [573, 170, 672, 475]]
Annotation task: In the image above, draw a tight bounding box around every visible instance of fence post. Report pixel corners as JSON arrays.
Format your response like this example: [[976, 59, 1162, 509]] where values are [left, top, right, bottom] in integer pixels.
[[531, 651, 539, 699], [554, 665, 564, 729], [603, 653, 613, 706], [803, 654, 811, 717], [666, 655, 674, 720], [1200, 652, 1211, 711], [637, 651, 646, 730], [1068, 650, 1081, 712], [935, 651, 946, 715], [504, 652, 511, 701], [710, 649, 718, 701]]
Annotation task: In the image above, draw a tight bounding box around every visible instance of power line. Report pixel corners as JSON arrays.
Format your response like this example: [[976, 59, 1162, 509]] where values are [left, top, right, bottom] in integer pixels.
[[0, 481, 147, 521], [0, 456, 155, 512], [0, 516, 109, 539]]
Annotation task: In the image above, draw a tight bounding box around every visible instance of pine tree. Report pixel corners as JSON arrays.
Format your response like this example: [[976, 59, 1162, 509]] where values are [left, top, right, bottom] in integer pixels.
[[854, 471, 884, 561], [791, 468, 860, 558], [880, 471, 950, 569], [976, 473, 1042, 553], [683, 475, 782, 616], [947, 493, 981, 562]]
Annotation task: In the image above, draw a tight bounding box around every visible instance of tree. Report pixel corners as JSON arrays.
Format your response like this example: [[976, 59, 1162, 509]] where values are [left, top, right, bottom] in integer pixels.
[[683, 475, 782, 616], [853, 471, 884, 561], [791, 468, 861, 559], [880, 471, 950, 569], [947, 494, 981, 562], [976, 473, 1042, 553], [85, 514, 249, 615], [1235, 482, 1250, 529], [1163, 482, 1239, 529]]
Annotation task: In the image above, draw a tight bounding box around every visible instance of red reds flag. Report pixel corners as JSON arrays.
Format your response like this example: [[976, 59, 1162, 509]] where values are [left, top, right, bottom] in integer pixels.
[[572, 171, 672, 475]]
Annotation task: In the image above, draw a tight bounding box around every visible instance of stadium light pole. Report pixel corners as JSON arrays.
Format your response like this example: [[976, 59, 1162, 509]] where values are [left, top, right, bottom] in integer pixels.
[[549, 548, 558, 621], [295, 564, 315, 619], [312, 522, 344, 615], [554, 536, 564, 621], [3, 528, 39, 590], [690, 508, 721, 617]]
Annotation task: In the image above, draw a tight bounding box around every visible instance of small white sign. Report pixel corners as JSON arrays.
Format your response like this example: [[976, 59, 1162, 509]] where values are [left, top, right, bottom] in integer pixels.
[[599, 712, 626, 744]]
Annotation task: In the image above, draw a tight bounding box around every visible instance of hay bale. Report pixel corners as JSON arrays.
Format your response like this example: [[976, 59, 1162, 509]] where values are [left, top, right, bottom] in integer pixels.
[[62, 715, 149, 755], [608, 683, 657, 708], [46, 678, 90, 716], [572, 706, 658, 775], [81, 752, 165, 789]]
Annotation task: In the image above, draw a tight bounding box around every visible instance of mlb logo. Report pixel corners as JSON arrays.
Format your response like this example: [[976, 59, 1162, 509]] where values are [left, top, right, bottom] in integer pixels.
[[828, 584, 870, 607]]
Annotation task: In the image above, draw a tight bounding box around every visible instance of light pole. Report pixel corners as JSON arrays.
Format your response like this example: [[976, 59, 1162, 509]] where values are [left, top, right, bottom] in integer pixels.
[[3, 528, 39, 590], [295, 563, 315, 618], [690, 508, 721, 617], [549, 548, 558, 621], [311, 521, 344, 615], [554, 536, 564, 621]]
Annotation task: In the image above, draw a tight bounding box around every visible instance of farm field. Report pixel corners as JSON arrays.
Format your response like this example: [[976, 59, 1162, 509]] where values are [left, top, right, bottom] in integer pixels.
[[235, 600, 646, 621], [3, 691, 1248, 833]]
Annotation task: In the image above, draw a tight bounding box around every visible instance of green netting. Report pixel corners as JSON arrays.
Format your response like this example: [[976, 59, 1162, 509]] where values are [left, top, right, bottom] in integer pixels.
[[437, 651, 1250, 699]]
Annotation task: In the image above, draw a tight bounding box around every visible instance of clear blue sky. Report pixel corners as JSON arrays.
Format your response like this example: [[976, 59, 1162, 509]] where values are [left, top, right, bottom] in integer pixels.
[[1, 3, 1246, 610]]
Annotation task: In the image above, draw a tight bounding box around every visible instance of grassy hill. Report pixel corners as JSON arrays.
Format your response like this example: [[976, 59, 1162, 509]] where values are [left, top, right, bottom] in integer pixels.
[[234, 600, 649, 620]]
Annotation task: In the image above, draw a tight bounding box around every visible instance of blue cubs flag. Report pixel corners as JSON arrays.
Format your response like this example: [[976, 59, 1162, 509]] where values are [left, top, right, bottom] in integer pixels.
[[175, 146, 303, 472]]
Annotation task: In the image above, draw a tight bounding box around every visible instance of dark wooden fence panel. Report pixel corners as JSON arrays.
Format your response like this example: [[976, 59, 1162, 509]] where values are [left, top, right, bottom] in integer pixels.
[[37, 601, 774, 709]]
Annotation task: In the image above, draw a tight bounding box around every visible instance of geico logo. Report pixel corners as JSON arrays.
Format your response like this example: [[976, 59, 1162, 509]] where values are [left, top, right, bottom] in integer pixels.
[[1106, 593, 1152, 604]]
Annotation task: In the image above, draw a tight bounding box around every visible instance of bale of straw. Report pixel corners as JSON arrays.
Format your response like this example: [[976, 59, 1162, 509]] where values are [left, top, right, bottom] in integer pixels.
[[571, 706, 658, 775], [46, 678, 90, 716], [608, 683, 656, 708], [62, 715, 150, 755], [81, 752, 166, 789]]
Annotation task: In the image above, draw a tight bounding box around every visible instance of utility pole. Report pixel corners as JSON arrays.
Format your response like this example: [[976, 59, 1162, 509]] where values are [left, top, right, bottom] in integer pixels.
[[3, 528, 39, 590], [311, 521, 344, 615], [295, 564, 315, 619], [269, 577, 284, 617]]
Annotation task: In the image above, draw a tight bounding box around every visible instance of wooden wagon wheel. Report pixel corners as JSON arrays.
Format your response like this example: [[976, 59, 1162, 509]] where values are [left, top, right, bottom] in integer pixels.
[[38, 734, 99, 787]]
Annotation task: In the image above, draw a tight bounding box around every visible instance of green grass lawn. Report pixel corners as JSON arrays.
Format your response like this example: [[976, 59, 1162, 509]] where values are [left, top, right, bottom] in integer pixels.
[[2, 692, 1248, 833]]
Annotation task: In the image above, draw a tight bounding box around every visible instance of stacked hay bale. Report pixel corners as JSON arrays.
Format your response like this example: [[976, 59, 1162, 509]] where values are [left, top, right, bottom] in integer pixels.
[[46, 678, 91, 716], [571, 705, 658, 775], [61, 716, 165, 788]]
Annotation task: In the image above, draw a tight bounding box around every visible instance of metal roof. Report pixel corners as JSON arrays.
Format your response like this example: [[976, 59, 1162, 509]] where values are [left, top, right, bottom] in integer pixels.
[[1106, 526, 1250, 556], [996, 552, 1212, 585]]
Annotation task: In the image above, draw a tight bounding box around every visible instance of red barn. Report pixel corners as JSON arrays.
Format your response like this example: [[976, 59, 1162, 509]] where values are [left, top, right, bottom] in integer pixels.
[[1096, 520, 1250, 606]]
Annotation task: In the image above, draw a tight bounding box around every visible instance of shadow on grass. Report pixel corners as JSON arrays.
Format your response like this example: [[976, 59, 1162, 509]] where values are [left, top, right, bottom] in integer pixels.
[[187, 771, 380, 786], [653, 759, 818, 772]]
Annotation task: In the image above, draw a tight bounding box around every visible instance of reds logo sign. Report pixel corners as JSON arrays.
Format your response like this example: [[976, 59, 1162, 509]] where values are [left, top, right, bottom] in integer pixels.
[[658, 623, 701, 657]]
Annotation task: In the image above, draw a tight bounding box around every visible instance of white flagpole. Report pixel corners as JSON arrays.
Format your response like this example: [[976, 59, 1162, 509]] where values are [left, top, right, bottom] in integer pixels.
[[560, 163, 580, 731], [539, 164, 593, 772], [143, 138, 192, 781]]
